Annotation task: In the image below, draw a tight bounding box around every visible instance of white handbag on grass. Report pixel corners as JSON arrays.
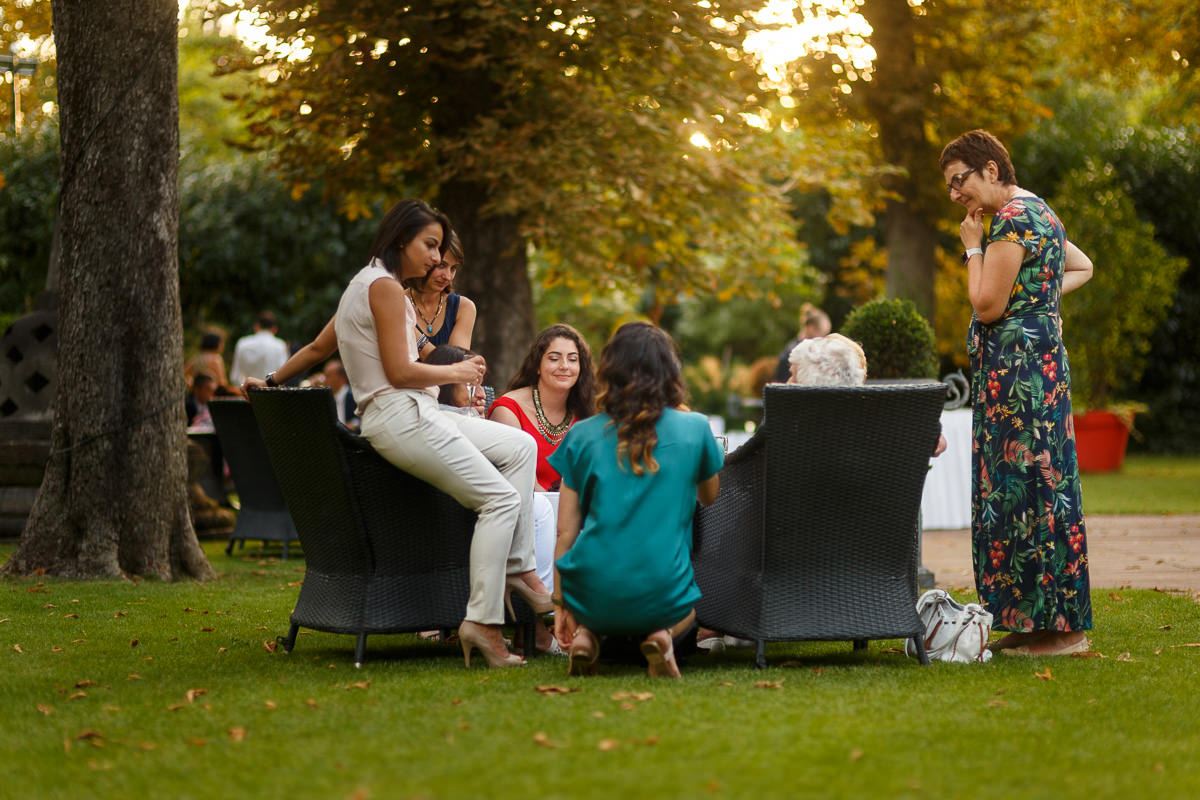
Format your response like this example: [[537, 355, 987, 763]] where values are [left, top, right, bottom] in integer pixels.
[[905, 589, 993, 663]]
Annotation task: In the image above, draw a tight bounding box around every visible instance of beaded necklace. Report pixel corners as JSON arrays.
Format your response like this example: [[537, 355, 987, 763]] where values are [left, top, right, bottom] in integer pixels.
[[531, 386, 573, 445], [408, 289, 445, 335]]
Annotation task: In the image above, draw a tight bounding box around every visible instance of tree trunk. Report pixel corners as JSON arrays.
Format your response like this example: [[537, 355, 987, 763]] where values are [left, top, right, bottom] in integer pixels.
[[438, 182, 535, 389], [860, 0, 939, 321], [882, 196, 938, 321], [2, 0, 213, 581]]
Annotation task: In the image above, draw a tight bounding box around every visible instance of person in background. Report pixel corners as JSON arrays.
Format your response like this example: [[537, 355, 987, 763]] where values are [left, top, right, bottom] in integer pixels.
[[185, 328, 236, 396], [230, 311, 290, 387], [185, 372, 216, 432], [409, 230, 477, 358], [424, 344, 489, 416], [550, 322, 723, 678], [772, 303, 832, 383], [940, 128, 1093, 656], [323, 359, 358, 430]]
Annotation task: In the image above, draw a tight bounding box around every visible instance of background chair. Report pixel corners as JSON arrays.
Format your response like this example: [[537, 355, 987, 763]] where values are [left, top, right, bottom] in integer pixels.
[[248, 386, 536, 667], [209, 399, 300, 558], [692, 382, 946, 668]]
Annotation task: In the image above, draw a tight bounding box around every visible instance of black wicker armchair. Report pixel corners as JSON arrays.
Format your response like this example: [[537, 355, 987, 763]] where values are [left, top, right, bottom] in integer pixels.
[[692, 382, 946, 668], [247, 386, 536, 667], [209, 399, 300, 558]]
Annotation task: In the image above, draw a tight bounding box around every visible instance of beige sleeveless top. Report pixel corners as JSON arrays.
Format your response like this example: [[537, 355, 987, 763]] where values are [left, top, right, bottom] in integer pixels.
[[335, 260, 435, 415]]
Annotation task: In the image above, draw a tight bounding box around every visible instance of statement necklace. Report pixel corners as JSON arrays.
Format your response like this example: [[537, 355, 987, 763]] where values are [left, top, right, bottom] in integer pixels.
[[408, 289, 445, 335], [532, 386, 573, 445]]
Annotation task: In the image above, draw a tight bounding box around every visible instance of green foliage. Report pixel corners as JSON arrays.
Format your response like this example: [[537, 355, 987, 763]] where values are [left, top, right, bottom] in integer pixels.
[[178, 153, 378, 343], [0, 121, 57, 312], [841, 297, 938, 380], [1052, 165, 1188, 408], [227, 0, 831, 305]]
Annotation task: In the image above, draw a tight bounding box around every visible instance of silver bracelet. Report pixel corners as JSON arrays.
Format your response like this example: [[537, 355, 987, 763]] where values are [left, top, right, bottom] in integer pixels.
[[416, 333, 429, 350]]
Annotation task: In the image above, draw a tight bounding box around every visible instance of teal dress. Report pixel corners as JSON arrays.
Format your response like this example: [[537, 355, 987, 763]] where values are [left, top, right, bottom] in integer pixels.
[[548, 408, 724, 635], [968, 196, 1091, 634]]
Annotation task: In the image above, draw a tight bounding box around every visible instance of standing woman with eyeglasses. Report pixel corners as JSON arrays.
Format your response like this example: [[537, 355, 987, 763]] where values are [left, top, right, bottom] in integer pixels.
[[940, 129, 1094, 657]]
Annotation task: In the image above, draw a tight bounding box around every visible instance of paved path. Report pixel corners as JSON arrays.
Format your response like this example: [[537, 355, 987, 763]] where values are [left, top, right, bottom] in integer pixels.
[[923, 515, 1200, 596]]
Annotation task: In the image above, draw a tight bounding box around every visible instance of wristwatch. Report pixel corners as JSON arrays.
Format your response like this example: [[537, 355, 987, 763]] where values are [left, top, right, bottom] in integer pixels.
[[963, 247, 983, 263], [265, 372, 279, 388]]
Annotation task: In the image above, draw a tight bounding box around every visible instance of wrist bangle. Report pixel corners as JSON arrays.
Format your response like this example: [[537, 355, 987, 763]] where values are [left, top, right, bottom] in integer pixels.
[[963, 247, 983, 262], [551, 595, 566, 608], [265, 372, 278, 388]]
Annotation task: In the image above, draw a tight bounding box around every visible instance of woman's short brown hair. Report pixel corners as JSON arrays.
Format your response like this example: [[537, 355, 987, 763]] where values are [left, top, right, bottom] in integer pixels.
[[939, 129, 1017, 185]]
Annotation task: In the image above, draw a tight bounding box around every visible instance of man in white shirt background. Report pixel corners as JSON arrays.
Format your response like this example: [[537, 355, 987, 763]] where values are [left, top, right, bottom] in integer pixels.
[[323, 359, 359, 430], [230, 311, 290, 387]]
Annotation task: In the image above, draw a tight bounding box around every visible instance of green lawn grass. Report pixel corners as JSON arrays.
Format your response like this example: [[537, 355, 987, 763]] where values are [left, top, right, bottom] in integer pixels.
[[1081, 454, 1200, 514], [3, 541, 1199, 799]]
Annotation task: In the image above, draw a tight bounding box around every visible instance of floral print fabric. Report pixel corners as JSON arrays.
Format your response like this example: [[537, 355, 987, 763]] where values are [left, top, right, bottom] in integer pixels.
[[966, 196, 1092, 633]]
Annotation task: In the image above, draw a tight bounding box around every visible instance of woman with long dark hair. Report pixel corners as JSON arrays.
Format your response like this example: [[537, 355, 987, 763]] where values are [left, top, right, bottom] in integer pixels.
[[249, 199, 548, 669], [549, 322, 723, 677]]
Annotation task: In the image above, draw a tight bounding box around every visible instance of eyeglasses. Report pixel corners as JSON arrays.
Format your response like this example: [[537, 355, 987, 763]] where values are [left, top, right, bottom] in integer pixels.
[[946, 167, 976, 193]]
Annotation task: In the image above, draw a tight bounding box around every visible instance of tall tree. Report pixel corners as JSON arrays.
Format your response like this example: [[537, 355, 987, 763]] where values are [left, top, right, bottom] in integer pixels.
[[223, 0, 823, 382], [2, 0, 213, 580], [789, 0, 1050, 319]]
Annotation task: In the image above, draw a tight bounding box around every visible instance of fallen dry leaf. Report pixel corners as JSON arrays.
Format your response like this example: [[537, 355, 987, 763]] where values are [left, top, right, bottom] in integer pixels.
[[1170, 643, 1200, 648], [458, 722, 471, 730], [263, 640, 278, 654], [535, 685, 579, 695], [880, 648, 906, 655], [1034, 668, 1053, 681], [129, 639, 138, 648], [849, 748, 864, 761], [137, 742, 157, 751], [591, 711, 605, 719], [346, 681, 371, 690], [1159, 625, 1172, 630], [610, 691, 653, 702], [217, 647, 228, 654], [1070, 651, 1106, 659], [126, 674, 141, 681], [1154, 648, 1163, 656], [64, 614, 78, 619], [114, 612, 126, 618], [201, 627, 214, 633], [620, 702, 635, 711], [264, 700, 277, 710], [1116, 652, 1138, 662], [185, 738, 207, 747], [13, 644, 23, 654], [102, 706, 119, 712], [1152, 763, 1165, 773], [75, 680, 95, 688], [75, 730, 104, 741], [185, 689, 208, 703], [597, 738, 620, 751], [715, 681, 733, 687], [228, 727, 247, 742], [67, 691, 87, 701], [532, 731, 565, 748], [305, 699, 318, 708], [988, 699, 1009, 708], [754, 680, 784, 689], [643, 736, 659, 746], [51, 646, 64, 653], [166, 704, 186, 711], [37, 704, 53, 716]]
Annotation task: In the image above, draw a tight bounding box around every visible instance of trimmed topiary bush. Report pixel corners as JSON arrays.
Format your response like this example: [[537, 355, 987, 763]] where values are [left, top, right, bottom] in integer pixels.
[[841, 298, 938, 379]]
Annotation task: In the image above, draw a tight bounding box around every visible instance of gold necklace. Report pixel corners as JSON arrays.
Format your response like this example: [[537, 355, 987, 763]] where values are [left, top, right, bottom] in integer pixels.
[[408, 289, 445, 335], [531, 386, 573, 444]]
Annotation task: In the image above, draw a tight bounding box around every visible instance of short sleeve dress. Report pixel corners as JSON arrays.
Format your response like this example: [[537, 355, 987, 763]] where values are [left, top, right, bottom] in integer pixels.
[[968, 196, 1092, 635], [548, 408, 724, 635]]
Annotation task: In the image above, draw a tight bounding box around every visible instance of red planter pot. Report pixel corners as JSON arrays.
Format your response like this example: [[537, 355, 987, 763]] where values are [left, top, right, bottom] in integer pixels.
[[1072, 410, 1132, 473]]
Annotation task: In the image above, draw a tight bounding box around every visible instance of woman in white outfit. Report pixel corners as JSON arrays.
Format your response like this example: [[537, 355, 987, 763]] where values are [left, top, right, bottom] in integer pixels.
[[253, 199, 550, 669]]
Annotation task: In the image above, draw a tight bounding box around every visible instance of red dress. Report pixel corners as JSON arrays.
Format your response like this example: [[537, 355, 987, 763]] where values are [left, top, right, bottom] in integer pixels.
[[488, 396, 569, 490]]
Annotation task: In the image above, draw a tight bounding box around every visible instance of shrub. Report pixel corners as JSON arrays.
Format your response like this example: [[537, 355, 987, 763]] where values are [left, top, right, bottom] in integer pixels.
[[840, 298, 938, 379], [1052, 164, 1188, 409]]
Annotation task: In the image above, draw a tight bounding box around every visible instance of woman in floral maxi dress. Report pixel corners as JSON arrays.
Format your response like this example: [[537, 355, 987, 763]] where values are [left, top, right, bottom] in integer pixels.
[[940, 130, 1095, 656]]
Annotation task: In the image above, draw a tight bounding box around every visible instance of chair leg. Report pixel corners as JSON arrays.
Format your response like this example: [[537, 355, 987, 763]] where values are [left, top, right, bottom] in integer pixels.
[[853, 639, 867, 651], [754, 639, 767, 670], [282, 539, 289, 560], [279, 622, 299, 653], [913, 636, 930, 666], [225, 538, 237, 556], [354, 634, 367, 668]]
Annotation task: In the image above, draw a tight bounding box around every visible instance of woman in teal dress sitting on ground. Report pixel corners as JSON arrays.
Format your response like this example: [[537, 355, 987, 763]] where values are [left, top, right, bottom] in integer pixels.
[[549, 322, 723, 677]]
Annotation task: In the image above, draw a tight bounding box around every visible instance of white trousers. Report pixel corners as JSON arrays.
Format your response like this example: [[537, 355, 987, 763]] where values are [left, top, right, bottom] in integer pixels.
[[532, 492, 557, 594], [361, 390, 537, 625]]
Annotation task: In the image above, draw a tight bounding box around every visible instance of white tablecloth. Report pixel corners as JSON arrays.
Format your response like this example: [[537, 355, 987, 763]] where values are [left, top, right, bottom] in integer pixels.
[[921, 409, 972, 530]]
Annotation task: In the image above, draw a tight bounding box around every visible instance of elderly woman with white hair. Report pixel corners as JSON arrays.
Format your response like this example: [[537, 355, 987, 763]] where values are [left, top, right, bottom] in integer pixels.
[[787, 334, 947, 456]]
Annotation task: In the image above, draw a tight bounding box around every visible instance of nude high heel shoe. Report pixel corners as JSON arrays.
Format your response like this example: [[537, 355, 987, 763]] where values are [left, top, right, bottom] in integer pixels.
[[458, 621, 526, 669], [504, 575, 554, 618], [567, 628, 599, 677]]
